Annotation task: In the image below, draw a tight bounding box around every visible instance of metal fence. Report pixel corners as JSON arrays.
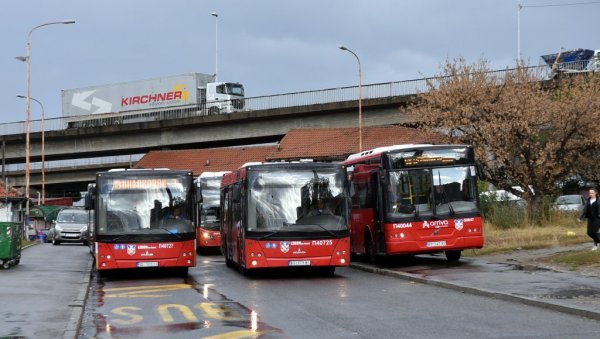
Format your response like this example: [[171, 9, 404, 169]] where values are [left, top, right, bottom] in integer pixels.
[[1, 60, 592, 136], [4, 154, 144, 172]]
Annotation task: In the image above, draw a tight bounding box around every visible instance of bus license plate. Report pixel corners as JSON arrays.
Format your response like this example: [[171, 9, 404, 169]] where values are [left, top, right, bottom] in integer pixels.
[[426, 241, 447, 247], [137, 262, 158, 268], [288, 260, 311, 266]]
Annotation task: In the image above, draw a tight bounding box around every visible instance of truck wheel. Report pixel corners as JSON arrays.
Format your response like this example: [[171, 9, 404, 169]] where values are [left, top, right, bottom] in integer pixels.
[[208, 107, 220, 115]]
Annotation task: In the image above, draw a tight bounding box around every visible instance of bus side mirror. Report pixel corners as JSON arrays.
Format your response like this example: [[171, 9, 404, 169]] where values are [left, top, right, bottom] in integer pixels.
[[232, 184, 241, 203], [476, 162, 486, 181], [196, 188, 203, 203], [84, 188, 95, 210]]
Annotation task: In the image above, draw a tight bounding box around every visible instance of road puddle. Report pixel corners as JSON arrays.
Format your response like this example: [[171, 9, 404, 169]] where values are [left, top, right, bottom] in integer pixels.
[[79, 272, 283, 338]]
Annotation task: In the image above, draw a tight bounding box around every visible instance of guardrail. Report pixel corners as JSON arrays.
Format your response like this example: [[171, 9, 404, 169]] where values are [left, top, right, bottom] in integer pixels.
[[3, 154, 144, 172], [1, 60, 592, 136]]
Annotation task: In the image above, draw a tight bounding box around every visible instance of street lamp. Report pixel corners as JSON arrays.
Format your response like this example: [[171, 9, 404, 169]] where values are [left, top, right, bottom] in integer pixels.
[[16, 19, 75, 224], [16, 95, 45, 205], [211, 12, 219, 82], [338, 45, 363, 152]]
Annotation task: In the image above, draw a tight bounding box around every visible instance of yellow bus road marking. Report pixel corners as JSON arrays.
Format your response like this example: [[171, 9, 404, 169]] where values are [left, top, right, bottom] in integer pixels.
[[105, 284, 191, 298], [202, 329, 263, 339]]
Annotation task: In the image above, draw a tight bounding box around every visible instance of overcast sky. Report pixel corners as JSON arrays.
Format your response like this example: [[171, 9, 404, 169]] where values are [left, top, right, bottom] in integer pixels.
[[1, 0, 598, 124]]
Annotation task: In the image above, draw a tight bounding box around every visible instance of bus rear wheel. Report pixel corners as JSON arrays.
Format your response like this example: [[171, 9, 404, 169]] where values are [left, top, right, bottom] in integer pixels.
[[445, 250, 462, 262]]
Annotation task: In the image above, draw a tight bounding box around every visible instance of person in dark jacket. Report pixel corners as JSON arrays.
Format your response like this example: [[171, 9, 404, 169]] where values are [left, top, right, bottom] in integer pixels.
[[578, 188, 600, 251]]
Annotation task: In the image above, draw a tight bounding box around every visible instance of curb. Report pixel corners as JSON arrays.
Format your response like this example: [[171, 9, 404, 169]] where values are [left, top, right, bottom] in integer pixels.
[[63, 256, 93, 339], [350, 262, 600, 321]]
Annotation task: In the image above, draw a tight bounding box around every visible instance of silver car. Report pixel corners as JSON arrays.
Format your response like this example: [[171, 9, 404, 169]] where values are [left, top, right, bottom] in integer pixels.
[[50, 208, 89, 245], [552, 194, 585, 213]]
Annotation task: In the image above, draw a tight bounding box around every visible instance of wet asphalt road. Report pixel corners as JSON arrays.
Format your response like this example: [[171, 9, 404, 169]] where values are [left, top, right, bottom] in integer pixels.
[[80, 253, 600, 339], [3, 244, 600, 338], [0, 242, 90, 338]]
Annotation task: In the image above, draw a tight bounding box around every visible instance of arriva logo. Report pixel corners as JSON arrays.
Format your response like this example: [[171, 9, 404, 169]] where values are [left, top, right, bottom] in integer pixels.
[[422, 220, 449, 228]]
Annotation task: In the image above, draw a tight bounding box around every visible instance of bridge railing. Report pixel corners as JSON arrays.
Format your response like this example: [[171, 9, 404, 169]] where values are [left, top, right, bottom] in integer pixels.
[[4, 154, 145, 172], [0, 61, 585, 136]]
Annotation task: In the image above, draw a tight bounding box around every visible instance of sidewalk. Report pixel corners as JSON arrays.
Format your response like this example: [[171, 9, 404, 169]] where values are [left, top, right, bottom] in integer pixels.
[[351, 244, 600, 321], [0, 242, 92, 339]]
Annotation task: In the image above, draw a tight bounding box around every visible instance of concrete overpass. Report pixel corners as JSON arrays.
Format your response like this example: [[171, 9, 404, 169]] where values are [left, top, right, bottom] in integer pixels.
[[2, 93, 414, 196], [0, 63, 561, 197]]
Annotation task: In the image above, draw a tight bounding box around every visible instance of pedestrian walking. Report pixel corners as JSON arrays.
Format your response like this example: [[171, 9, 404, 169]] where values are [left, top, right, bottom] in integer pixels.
[[578, 188, 600, 251]]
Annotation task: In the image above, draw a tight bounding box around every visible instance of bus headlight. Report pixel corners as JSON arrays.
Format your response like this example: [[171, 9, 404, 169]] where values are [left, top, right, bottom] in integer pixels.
[[203, 232, 214, 240]]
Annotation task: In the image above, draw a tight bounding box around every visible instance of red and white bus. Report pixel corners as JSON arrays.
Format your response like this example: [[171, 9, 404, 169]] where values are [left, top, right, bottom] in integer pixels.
[[86, 169, 196, 274], [194, 171, 229, 252], [342, 144, 484, 262], [220, 162, 350, 275]]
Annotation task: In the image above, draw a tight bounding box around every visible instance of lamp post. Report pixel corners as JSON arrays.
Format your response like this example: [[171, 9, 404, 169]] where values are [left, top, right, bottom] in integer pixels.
[[16, 95, 45, 205], [16, 19, 75, 224], [211, 12, 219, 82], [338, 45, 363, 152]]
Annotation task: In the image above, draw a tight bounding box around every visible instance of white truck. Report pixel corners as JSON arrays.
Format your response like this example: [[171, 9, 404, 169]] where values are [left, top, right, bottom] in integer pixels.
[[541, 48, 600, 77], [61, 73, 245, 128]]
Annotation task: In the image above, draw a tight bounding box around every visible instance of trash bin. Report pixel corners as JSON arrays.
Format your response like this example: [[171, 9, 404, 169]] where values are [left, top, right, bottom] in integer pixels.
[[0, 222, 23, 269]]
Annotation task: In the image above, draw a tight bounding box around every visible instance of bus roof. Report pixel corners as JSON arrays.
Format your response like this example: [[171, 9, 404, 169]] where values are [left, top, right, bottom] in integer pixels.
[[198, 171, 231, 179], [344, 144, 471, 162]]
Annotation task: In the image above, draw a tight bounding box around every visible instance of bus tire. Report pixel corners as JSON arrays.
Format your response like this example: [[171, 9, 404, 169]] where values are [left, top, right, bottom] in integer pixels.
[[445, 250, 461, 262], [364, 231, 377, 265], [320, 267, 336, 276], [177, 267, 189, 276], [238, 264, 250, 277]]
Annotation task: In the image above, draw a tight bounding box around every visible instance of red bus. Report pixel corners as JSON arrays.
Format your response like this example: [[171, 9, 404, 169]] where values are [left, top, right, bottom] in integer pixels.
[[194, 171, 229, 252], [86, 169, 196, 274], [220, 162, 350, 275], [342, 144, 484, 262]]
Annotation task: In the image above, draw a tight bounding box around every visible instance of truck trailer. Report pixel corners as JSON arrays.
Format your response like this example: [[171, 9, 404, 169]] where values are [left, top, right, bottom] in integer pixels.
[[61, 73, 245, 128]]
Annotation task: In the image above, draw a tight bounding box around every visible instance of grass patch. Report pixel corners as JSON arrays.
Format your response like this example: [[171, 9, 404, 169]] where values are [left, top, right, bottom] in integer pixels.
[[545, 250, 600, 271], [464, 212, 589, 256]]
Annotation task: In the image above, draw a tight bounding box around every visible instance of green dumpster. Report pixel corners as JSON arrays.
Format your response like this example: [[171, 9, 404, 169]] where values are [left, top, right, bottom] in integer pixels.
[[0, 197, 27, 269]]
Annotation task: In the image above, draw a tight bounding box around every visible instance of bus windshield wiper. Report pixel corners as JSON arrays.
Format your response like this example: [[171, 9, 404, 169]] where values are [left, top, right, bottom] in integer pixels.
[[109, 234, 131, 243], [259, 230, 281, 240], [285, 222, 339, 238], [437, 173, 456, 217], [159, 228, 182, 239]]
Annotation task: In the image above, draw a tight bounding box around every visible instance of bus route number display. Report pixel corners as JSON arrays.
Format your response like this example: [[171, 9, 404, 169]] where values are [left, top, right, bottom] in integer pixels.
[[403, 156, 456, 167]]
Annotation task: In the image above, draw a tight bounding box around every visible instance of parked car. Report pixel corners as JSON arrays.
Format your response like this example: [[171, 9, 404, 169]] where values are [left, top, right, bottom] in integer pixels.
[[480, 189, 525, 207], [552, 194, 585, 213], [49, 208, 89, 245]]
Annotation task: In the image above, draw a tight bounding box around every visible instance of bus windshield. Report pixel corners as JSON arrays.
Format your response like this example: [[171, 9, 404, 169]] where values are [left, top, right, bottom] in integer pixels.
[[97, 175, 194, 235], [247, 168, 347, 232], [200, 178, 222, 231], [387, 166, 478, 219]]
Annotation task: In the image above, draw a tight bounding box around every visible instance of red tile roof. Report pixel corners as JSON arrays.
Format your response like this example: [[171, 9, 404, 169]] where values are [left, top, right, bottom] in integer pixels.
[[0, 184, 22, 198], [266, 126, 444, 161], [134, 145, 278, 175]]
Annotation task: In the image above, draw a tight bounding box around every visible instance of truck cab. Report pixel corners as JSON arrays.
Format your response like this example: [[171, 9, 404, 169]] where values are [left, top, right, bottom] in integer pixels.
[[200, 82, 245, 115]]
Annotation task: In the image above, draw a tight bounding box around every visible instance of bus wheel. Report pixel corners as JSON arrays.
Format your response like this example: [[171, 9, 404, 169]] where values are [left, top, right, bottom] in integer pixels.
[[364, 232, 377, 265], [223, 244, 235, 268], [177, 267, 189, 276], [320, 267, 335, 276], [238, 264, 250, 277], [445, 250, 462, 262]]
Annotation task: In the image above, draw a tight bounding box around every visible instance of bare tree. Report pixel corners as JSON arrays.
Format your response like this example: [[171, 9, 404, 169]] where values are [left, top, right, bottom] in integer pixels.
[[408, 58, 600, 222]]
